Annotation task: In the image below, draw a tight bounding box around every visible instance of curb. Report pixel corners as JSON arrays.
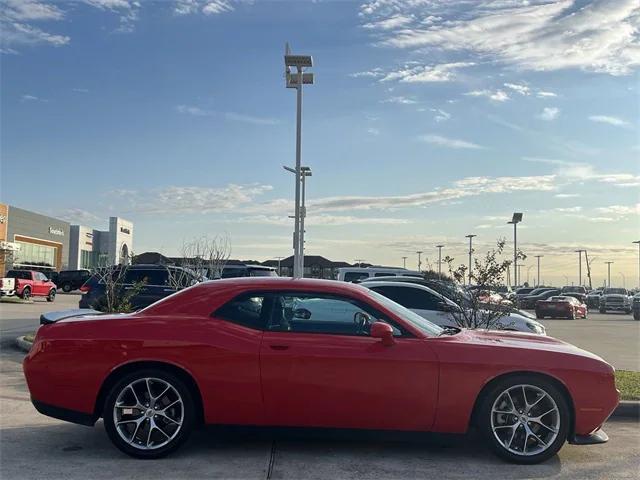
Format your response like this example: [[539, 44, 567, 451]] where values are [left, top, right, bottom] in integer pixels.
[[613, 401, 640, 419], [15, 336, 33, 353], [10, 335, 640, 419]]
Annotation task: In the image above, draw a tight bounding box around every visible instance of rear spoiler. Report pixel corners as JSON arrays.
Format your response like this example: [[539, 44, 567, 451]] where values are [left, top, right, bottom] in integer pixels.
[[40, 309, 102, 325]]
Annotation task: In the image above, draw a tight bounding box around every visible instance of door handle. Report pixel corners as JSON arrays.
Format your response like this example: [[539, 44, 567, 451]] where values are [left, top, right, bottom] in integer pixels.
[[269, 345, 289, 351]]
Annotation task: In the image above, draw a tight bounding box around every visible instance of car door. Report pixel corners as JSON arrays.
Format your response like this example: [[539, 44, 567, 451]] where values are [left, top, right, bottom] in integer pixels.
[[32, 272, 45, 295], [259, 292, 439, 431]]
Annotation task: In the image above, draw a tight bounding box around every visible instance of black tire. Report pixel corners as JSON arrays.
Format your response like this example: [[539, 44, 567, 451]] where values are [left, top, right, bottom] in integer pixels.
[[46, 289, 56, 302], [62, 283, 72, 293], [535, 313, 544, 319], [477, 375, 570, 464], [21, 287, 31, 300], [103, 369, 195, 459], [599, 308, 606, 314], [567, 309, 576, 320]]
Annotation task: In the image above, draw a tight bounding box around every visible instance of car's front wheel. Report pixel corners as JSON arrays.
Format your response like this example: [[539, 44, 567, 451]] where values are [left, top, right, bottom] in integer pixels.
[[103, 369, 195, 459], [46, 289, 56, 302], [478, 376, 570, 464], [21, 287, 31, 300]]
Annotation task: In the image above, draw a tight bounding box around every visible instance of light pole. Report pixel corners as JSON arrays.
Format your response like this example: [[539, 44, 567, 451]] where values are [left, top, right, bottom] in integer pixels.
[[284, 44, 314, 279], [575, 249, 586, 286], [605, 261, 614, 287], [275, 256, 285, 276], [354, 259, 366, 267], [416, 251, 423, 272], [436, 244, 444, 280], [535, 255, 543, 287], [526, 265, 534, 285], [633, 240, 640, 288], [507, 213, 523, 286], [401, 256, 407, 269], [465, 234, 476, 285], [299, 166, 312, 276]]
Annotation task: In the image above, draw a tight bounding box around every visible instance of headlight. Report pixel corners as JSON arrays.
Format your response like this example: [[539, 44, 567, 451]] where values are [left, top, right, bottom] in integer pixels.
[[526, 322, 545, 334]]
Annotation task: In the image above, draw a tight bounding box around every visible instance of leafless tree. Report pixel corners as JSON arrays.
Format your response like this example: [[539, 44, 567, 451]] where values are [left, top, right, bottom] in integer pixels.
[[89, 251, 143, 313], [442, 238, 526, 329], [172, 234, 231, 287]]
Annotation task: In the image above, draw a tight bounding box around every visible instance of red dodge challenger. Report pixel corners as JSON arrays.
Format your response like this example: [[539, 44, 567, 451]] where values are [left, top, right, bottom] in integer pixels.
[[23, 278, 618, 463]]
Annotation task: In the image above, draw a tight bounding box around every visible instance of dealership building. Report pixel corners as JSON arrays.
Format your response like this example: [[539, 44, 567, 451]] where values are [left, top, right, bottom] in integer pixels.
[[0, 203, 133, 275]]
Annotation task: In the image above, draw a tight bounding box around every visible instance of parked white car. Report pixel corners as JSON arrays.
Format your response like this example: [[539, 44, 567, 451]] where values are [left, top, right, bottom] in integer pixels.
[[362, 281, 546, 335], [337, 267, 422, 282]]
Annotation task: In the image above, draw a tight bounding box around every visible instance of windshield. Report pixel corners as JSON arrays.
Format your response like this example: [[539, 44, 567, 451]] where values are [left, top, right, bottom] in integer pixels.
[[604, 288, 627, 295], [366, 289, 444, 337]]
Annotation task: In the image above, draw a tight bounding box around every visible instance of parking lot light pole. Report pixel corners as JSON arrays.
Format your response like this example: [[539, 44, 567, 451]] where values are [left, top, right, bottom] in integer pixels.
[[285, 44, 313, 279], [299, 166, 312, 276], [436, 245, 444, 280], [416, 251, 423, 272], [465, 235, 476, 285], [605, 261, 614, 287], [275, 256, 285, 276], [401, 256, 407, 268], [633, 240, 640, 288], [507, 213, 522, 287], [535, 255, 543, 287], [575, 249, 586, 286]]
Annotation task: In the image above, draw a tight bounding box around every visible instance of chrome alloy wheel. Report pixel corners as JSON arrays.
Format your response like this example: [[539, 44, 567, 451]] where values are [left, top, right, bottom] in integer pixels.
[[490, 384, 560, 457], [113, 377, 184, 450]]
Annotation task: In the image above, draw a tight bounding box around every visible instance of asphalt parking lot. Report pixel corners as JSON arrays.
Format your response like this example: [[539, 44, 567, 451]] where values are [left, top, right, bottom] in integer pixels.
[[1, 295, 639, 479]]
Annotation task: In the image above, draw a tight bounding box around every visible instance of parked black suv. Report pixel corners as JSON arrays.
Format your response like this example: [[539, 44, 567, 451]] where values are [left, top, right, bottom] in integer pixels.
[[56, 269, 91, 292], [78, 264, 199, 311]]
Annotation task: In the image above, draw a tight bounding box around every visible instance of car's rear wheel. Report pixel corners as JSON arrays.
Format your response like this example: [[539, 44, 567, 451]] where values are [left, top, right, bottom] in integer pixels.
[[478, 376, 570, 464], [46, 289, 56, 302], [21, 287, 31, 300], [62, 283, 72, 293], [103, 369, 195, 459]]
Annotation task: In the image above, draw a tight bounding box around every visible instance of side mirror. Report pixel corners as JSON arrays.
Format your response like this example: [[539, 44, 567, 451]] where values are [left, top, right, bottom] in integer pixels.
[[370, 321, 395, 347], [293, 308, 311, 320]]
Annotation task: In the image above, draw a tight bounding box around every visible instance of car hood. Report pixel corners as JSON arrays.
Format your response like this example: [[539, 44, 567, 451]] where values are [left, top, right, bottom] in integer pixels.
[[455, 328, 605, 361], [602, 294, 627, 299]]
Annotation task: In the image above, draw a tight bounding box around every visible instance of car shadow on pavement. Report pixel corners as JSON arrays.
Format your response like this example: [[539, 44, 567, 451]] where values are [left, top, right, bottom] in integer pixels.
[[0, 421, 562, 480]]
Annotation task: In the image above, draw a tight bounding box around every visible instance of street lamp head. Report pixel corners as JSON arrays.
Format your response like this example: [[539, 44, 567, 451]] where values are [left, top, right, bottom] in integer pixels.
[[511, 212, 523, 223], [301, 166, 312, 176], [436, 244, 444, 248], [283, 165, 296, 174], [465, 234, 477, 239], [633, 240, 640, 245], [286, 72, 314, 87], [285, 54, 313, 68]]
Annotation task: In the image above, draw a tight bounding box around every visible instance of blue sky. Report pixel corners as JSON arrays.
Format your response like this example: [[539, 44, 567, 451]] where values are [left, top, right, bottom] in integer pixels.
[[1, 0, 639, 286]]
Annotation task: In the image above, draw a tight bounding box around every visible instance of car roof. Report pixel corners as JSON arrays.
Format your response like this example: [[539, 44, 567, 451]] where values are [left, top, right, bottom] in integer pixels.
[[360, 280, 457, 304], [198, 276, 367, 293]]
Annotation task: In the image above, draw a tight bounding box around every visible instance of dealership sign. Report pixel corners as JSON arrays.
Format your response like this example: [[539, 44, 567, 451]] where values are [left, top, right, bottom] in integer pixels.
[[49, 227, 65, 236]]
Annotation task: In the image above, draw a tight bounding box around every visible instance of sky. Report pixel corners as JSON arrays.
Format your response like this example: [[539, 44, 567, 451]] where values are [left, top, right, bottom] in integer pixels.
[[1, 0, 639, 287]]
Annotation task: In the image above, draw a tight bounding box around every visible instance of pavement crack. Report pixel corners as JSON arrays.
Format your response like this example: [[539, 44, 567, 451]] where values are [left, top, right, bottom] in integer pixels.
[[266, 440, 277, 480]]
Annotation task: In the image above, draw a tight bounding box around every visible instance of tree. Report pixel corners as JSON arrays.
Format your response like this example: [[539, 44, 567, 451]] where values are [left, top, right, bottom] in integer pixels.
[[89, 251, 144, 313], [442, 238, 526, 329], [174, 234, 231, 285]]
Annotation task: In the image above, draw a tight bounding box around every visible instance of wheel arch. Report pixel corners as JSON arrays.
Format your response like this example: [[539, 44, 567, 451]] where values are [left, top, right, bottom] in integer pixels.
[[469, 370, 575, 436], [93, 360, 205, 425]]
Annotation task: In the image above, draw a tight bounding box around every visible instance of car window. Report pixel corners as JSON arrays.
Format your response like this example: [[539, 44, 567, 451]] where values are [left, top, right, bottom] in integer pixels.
[[371, 285, 441, 310], [6, 270, 31, 280], [215, 294, 267, 330], [37, 272, 48, 281], [249, 268, 277, 277], [374, 272, 391, 277], [268, 293, 402, 337], [124, 268, 168, 285], [344, 272, 369, 282]]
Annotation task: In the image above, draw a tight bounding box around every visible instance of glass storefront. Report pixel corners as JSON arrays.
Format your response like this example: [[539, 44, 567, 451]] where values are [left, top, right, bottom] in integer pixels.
[[13, 241, 57, 270]]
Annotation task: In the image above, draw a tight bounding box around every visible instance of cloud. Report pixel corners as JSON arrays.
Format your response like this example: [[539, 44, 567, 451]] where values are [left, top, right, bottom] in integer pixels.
[[367, 127, 381, 135], [363, 0, 640, 76], [224, 112, 279, 126], [84, 0, 141, 33], [363, 14, 413, 30], [380, 96, 417, 104], [538, 107, 560, 121], [20, 94, 41, 101], [381, 62, 475, 83], [1, 1, 69, 51], [419, 134, 483, 149], [594, 204, 640, 217], [504, 82, 530, 96], [349, 68, 384, 78], [465, 89, 510, 102], [588, 115, 631, 128], [174, 0, 234, 16], [555, 193, 581, 198], [238, 215, 410, 227], [536, 91, 557, 98], [131, 183, 274, 214], [430, 108, 450, 122], [55, 208, 103, 225], [523, 157, 640, 187], [176, 104, 212, 116]]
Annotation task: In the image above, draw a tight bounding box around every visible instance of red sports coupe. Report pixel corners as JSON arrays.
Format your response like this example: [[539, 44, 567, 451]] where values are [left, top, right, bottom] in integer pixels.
[[24, 278, 618, 463], [536, 296, 588, 320]]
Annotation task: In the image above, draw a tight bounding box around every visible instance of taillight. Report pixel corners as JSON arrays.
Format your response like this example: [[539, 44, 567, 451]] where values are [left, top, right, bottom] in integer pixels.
[[80, 284, 91, 293]]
